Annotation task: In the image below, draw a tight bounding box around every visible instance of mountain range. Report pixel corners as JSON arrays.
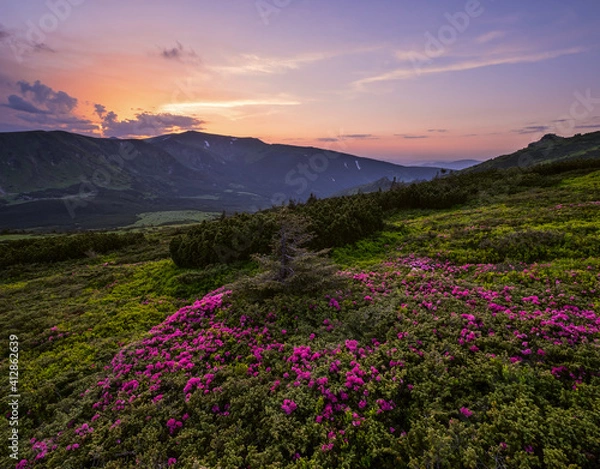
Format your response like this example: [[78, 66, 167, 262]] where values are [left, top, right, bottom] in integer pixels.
[[405, 159, 481, 170], [340, 132, 600, 196], [2, 130, 599, 231], [0, 130, 441, 230]]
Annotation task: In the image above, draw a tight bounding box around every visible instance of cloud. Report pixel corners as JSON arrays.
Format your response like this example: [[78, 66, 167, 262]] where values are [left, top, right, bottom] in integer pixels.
[[5, 95, 48, 114], [94, 103, 106, 118], [162, 42, 184, 59], [0, 25, 10, 41], [3, 79, 204, 137], [2, 81, 77, 116], [512, 125, 550, 135], [0, 122, 39, 133], [160, 42, 198, 63], [0, 25, 55, 60], [355, 47, 586, 87], [427, 129, 448, 133], [316, 134, 377, 142], [316, 137, 339, 143], [342, 134, 378, 140], [210, 46, 380, 76], [161, 98, 301, 113], [32, 43, 55, 53], [17, 112, 98, 132], [476, 30, 507, 44], [395, 134, 428, 139], [100, 111, 204, 138], [209, 52, 333, 76], [574, 124, 600, 130], [2, 79, 98, 134], [17, 80, 78, 114]]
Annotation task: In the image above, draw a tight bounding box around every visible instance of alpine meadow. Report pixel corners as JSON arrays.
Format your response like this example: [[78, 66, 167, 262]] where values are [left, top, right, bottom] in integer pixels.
[[1, 1, 600, 469]]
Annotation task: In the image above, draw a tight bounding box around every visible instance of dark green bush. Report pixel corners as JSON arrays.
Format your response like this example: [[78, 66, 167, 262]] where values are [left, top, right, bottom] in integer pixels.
[[170, 157, 600, 269], [479, 230, 566, 263], [170, 196, 385, 268], [170, 212, 279, 268], [0, 232, 145, 267]]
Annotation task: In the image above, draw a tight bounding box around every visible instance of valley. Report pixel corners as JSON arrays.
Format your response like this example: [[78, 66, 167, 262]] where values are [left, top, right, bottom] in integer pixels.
[[0, 130, 441, 231], [1, 145, 599, 468]]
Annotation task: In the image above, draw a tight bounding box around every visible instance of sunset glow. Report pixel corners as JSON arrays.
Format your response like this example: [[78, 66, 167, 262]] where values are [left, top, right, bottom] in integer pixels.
[[1, 0, 599, 163]]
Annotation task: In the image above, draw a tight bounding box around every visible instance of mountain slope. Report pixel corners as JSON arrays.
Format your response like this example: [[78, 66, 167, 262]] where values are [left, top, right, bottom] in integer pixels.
[[0, 130, 218, 196], [332, 176, 394, 196], [0, 130, 440, 230], [466, 131, 600, 172], [146, 131, 440, 198]]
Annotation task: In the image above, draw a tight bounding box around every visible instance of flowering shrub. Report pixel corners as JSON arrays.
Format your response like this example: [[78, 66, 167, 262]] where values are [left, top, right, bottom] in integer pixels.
[[16, 254, 600, 468]]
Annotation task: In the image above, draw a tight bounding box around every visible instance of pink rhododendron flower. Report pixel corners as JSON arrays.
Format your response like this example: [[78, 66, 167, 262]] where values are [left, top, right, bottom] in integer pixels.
[[281, 399, 297, 414]]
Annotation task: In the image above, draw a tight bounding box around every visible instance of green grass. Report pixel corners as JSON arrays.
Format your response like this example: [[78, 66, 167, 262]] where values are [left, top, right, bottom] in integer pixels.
[[0, 230, 256, 448], [334, 173, 600, 268], [1, 164, 600, 468], [561, 169, 600, 190], [0, 233, 57, 241], [125, 210, 219, 228]]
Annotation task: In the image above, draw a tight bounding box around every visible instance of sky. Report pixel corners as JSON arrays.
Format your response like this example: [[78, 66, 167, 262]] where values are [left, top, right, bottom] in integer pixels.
[[0, 0, 599, 164]]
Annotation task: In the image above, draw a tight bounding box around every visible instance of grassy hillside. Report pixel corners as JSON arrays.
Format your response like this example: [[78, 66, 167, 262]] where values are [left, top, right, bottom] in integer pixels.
[[1, 162, 599, 468], [467, 131, 600, 172]]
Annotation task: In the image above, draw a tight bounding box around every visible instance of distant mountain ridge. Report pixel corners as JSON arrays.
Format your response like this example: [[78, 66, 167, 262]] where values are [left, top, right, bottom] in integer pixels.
[[5, 129, 598, 231], [406, 159, 481, 170], [319, 131, 600, 197], [0, 130, 441, 230], [465, 132, 600, 172]]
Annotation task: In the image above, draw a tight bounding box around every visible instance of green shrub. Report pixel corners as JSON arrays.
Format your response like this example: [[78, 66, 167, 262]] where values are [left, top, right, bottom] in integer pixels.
[[479, 229, 566, 263], [170, 196, 385, 268], [0, 232, 145, 267]]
